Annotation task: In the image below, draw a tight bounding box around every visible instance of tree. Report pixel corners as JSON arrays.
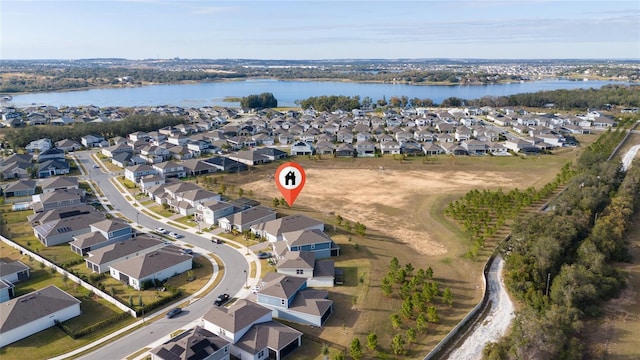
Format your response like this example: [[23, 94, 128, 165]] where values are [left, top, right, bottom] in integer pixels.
[[406, 328, 417, 344], [426, 306, 439, 323], [442, 287, 453, 307], [272, 197, 280, 207], [401, 298, 414, 319], [354, 222, 366, 237], [416, 313, 428, 333], [366, 332, 377, 351], [390, 313, 402, 329], [333, 352, 345, 360], [389, 257, 400, 274], [238, 188, 244, 197], [336, 214, 343, 226], [391, 334, 405, 355], [381, 276, 393, 296], [426, 266, 433, 279], [349, 338, 363, 360]]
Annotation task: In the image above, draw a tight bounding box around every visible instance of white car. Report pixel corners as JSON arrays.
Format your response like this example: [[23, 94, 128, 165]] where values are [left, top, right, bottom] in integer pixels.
[[155, 227, 168, 234], [169, 232, 183, 239]]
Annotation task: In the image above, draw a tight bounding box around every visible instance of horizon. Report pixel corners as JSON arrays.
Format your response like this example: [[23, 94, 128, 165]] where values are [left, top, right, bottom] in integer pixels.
[[2, 1, 639, 60]]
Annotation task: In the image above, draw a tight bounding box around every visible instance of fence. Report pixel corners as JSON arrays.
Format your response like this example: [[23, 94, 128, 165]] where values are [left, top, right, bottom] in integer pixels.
[[1, 235, 137, 317]]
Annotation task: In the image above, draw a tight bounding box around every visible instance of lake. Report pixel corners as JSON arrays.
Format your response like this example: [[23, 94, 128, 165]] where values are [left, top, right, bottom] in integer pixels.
[[7, 78, 628, 108]]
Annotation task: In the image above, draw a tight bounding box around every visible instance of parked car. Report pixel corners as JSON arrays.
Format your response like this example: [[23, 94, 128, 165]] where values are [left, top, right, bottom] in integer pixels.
[[181, 248, 193, 255], [169, 232, 183, 239], [212, 238, 223, 244], [156, 227, 168, 234], [166, 307, 182, 318], [214, 293, 230, 306], [92, 164, 99, 168], [257, 252, 271, 259], [251, 285, 262, 294]]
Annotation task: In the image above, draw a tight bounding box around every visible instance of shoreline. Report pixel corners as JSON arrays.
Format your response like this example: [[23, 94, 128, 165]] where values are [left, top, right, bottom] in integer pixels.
[[2, 75, 635, 97]]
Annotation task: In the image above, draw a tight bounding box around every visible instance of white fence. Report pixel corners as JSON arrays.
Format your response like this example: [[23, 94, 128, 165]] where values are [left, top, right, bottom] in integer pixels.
[[1, 235, 137, 317]]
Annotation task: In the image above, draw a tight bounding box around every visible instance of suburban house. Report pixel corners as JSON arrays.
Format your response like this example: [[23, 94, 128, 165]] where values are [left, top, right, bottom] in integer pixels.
[[139, 174, 166, 192], [1, 154, 33, 180], [203, 156, 248, 173], [253, 147, 288, 161], [202, 299, 302, 360], [275, 251, 335, 288], [277, 229, 340, 259], [125, 164, 158, 183], [227, 150, 272, 166], [28, 204, 98, 226], [0, 261, 30, 302], [40, 176, 79, 193], [25, 138, 52, 153], [37, 147, 66, 163], [69, 218, 133, 256], [33, 212, 105, 247], [81, 134, 107, 148], [31, 188, 85, 213], [3, 179, 37, 198], [181, 158, 218, 176], [108, 246, 193, 290], [218, 206, 277, 232], [199, 200, 237, 226], [290, 141, 314, 156], [150, 326, 231, 360], [152, 161, 186, 178], [85, 235, 166, 273], [255, 273, 333, 328], [55, 139, 82, 152], [250, 214, 324, 242], [0, 285, 81, 348], [37, 159, 70, 178]]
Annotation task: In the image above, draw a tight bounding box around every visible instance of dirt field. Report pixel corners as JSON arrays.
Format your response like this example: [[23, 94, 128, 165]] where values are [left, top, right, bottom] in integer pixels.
[[222, 151, 581, 357]]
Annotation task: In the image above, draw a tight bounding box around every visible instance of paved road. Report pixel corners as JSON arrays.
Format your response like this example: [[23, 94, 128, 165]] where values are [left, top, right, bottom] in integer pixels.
[[72, 151, 252, 360]]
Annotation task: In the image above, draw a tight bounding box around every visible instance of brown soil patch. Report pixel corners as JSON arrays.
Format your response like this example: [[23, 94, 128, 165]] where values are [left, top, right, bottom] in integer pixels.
[[245, 166, 537, 256]]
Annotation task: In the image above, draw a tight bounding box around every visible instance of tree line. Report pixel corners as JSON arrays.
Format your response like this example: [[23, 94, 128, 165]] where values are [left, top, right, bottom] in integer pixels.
[[294, 85, 638, 111], [240, 92, 277, 110], [0, 114, 186, 149], [483, 127, 640, 359]]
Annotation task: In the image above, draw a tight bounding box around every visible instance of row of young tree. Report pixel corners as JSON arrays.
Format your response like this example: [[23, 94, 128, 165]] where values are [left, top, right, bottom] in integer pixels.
[[0, 114, 186, 150], [351, 258, 453, 357], [484, 127, 640, 359], [445, 162, 576, 257]]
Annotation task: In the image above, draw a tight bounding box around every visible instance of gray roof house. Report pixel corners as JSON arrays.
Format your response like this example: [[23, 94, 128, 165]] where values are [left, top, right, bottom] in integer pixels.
[[28, 204, 98, 226], [202, 299, 302, 360], [218, 206, 277, 232], [250, 214, 324, 243], [40, 175, 79, 193], [33, 212, 105, 247], [280, 229, 340, 259], [3, 179, 37, 198], [108, 246, 193, 290], [150, 326, 231, 360], [0, 285, 81, 348], [37, 159, 70, 178], [256, 273, 333, 327], [31, 188, 85, 213], [86, 235, 166, 273], [125, 164, 157, 183], [69, 218, 133, 256], [0, 261, 30, 303], [199, 200, 237, 226]]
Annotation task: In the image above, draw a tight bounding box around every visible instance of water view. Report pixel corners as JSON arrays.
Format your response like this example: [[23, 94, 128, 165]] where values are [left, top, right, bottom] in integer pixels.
[[7, 79, 628, 108]]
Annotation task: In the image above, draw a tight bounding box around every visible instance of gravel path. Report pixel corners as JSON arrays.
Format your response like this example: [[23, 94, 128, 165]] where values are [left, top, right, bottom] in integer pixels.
[[622, 144, 640, 171], [448, 256, 514, 360]]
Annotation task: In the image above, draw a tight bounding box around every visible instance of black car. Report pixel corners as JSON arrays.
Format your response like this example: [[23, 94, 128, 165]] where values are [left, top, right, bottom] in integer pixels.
[[257, 252, 271, 259], [166, 307, 182, 318], [214, 293, 230, 306]]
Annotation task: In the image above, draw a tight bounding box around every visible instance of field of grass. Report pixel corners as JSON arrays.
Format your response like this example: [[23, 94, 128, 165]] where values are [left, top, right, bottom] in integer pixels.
[[0, 244, 136, 360]]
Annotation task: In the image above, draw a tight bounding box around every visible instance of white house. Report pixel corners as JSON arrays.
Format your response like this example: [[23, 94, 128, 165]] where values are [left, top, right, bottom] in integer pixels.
[[0, 285, 81, 348], [108, 246, 192, 290]]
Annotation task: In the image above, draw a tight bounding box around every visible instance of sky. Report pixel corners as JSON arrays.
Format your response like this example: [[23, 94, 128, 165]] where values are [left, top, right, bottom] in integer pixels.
[[1, 0, 639, 60]]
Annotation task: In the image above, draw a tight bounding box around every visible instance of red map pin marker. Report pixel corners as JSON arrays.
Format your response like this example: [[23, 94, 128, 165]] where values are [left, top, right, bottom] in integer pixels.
[[275, 162, 306, 207]]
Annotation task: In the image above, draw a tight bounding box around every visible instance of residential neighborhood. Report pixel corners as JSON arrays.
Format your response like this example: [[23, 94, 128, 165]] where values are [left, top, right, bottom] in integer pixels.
[[0, 101, 627, 359]]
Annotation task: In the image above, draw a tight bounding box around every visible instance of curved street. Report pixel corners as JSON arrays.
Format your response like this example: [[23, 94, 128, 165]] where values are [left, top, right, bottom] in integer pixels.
[[70, 151, 256, 360]]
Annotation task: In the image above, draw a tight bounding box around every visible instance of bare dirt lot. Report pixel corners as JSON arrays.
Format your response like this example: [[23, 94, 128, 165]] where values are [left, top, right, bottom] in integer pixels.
[[222, 152, 581, 358]]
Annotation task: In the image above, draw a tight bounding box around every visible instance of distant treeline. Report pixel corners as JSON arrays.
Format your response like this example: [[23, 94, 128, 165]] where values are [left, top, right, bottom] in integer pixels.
[[483, 128, 640, 359], [0, 67, 247, 93], [295, 85, 639, 111], [0, 114, 186, 149]]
